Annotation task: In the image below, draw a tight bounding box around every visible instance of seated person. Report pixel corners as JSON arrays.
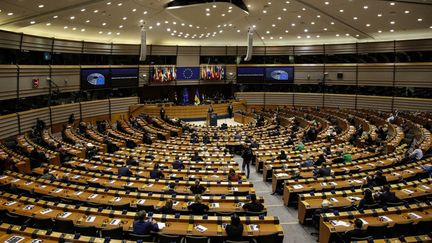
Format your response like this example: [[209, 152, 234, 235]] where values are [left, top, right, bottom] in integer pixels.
[[343, 219, 367, 242], [294, 141, 305, 151], [164, 182, 177, 195], [300, 156, 314, 167], [202, 133, 210, 144], [145, 151, 155, 160], [126, 156, 139, 166], [311, 200, 334, 228], [156, 199, 175, 214], [132, 210, 159, 235], [227, 168, 242, 182], [172, 156, 185, 170], [373, 170, 388, 186], [40, 168, 56, 180], [421, 164, 432, 178], [190, 179, 206, 194], [358, 189, 376, 209], [342, 150, 352, 163], [376, 185, 399, 205], [187, 195, 209, 215], [149, 164, 165, 179], [314, 163, 331, 177], [118, 165, 133, 177], [408, 145, 423, 161], [314, 154, 326, 167], [276, 150, 287, 160], [225, 214, 244, 241], [242, 194, 264, 212], [191, 152, 203, 162]]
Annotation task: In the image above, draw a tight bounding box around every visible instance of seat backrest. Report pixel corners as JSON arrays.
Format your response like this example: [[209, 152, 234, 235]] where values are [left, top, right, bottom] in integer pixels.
[[54, 219, 75, 233], [158, 233, 182, 243], [245, 211, 267, 216], [129, 233, 154, 242], [101, 226, 123, 239], [255, 233, 282, 243], [75, 225, 98, 237], [185, 236, 208, 243]]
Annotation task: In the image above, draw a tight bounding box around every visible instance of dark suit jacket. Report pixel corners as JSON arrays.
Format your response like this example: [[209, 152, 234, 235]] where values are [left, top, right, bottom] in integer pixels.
[[225, 224, 244, 241]]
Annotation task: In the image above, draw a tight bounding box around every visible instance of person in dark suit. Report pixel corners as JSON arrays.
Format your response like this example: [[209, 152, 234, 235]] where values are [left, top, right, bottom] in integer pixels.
[[315, 154, 326, 167], [149, 164, 164, 179], [145, 151, 155, 160], [207, 104, 214, 113], [133, 211, 159, 235], [126, 156, 139, 166], [373, 170, 388, 186], [358, 189, 376, 209], [241, 147, 253, 179], [276, 150, 287, 160], [343, 219, 367, 242], [164, 182, 177, 195], [160, 107, 166, 119], [227, 103, 234, 118], [157, 199, 175, 214], [242, 194, 264, 212], [314, 164, 331, 177], [376, 185, 399, 205], [118, 165, 132, 177], [225, 214, 243, 241], [172, 156, 185, 170], [190, 179, 206, 194], [191, 152, 203, 162], [187, 195, 209, 215]]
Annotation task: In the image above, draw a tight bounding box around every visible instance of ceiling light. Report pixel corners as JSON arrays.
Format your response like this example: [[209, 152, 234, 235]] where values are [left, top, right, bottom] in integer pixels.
[[228, 9, 232, 13], [283, 8, 287, 11], [237, 29, 240, 32], [378, 30, 382, 33], [366, 23, 371, 27], [116, 32, 120, 35], [212, 4, 216, 8], [119, 25, 123, 28], [181, 23, 185, 26], [311, 22, 315, 25], [81, 29, 85, 32], [46, 23, 51, 26], [404, 10, 410, 14], [93, 10, 99, 13], [7, 13, 13, 16], [30, 21, 36, 24], [132, 9, 136, 12], [270, 37, 274, 40], [306, 35, 310, 39], [353, 17, 358, 20], [266, 30, 270, 34], [53, 16, 58, 18], [355, 34, 359, 37], [189, 24, 193, 27], [277, 17, 282, 20], [261, 36, 265, 40], [64, 26, 68, 29], [345, 33, 350, 36], [285, 30, 289, 33], [173, 22, 176, 25], [117, 3, 122, 6], [99, 31, 103, 34], [102, 23, 106, 26], [339, 9, 344, 13], [317, 15, 321, 18], [297, 15, 301, 18], [336, 34, 340, 37], [156, 22, 161, 26], [143, 11, 148, 14], [279, 36, 283, 39], [272, 24, 276, 27], [122, 17, 127, 20], [108, 32, 112, 35], [363, 6, 368, 9], [323, 28, 327, 31], [417, 18, 423, 22], [286, 1, 290, 3], [262, 10, 267, 14], [206, 13, 210, 16], [148, 26, 153, 29], [297, 36, 301, 39], [229, 6, 233, 9], [86, 20, 90, 23], [139, 19, 144, 23], [304, 29, 308, 32], [390, 21, 395, 24], [72, 27, 76, 30], [302, 8, 306, 11], [390, 29, 394, 32], [252, 25, 256, 28], [106, 2, 111, 5], [206, 8, 210, 11], [81, 8, 86, 12], [316, 35, 320, 38], [331, 22, 335, 25], [377, 14, 382, 17], [70, 16, 75, 20], [291, 23, 295, 26], [164, 21, 169, 24], [38, 4, 44, 8], [324, 2, 329, 5], [390, 2, 395, 5]]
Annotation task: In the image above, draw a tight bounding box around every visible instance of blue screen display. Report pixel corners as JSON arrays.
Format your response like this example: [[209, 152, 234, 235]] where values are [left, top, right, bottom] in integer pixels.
[[265, 67, 294, 82], [81, 69, 110, 89], [111, 68, 139, 87], [237, 67, 265, 83]]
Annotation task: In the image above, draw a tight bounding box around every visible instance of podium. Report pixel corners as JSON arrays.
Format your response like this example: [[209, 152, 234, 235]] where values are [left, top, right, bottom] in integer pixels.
[[207, 112, 218, 126]]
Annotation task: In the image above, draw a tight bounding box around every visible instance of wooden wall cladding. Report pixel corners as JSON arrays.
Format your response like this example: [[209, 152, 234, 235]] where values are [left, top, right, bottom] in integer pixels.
[[18, 107, 50, 134], [111, 44, 140, 56], [0, 113, 19, 139], [0, 65, 18, 100], [393, 97, 432, 112], [294, 65, 324, 85], [151, 45, 177, 56], [53, 39, 82, 54], [110, 97, 139, 114], [357, 65, 394, 86], [82, 42, 112, 55], [21, 35, 53, 52], [50, 103, 80, 126], [18, 65, 50, 98], [323, 94, 356, 109], [264, 92, 294, 106], [0, 30, 21, 50], [235, 92, 265, 105], [81, 100, 109, 119], [50, 66, 80, 93], [395, 64, 432, 88], [294, 93, 324, 107]]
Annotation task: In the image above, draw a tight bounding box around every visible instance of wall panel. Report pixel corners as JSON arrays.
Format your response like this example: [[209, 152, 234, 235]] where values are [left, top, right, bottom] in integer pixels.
[[50, 66, 80, 93], [265, 46, 294, 55], [53, 39, 82, 54], [0, 65, 18, 100], [50, 103, 80, 125], [18, 65, 50, 97], [358, 65, 393, 86], [294, 65, 324, 85], [151, 45, 177, 55], [0, 30, 21, 50], [294, 45, 323, 55], [111, 44, 140, 55], [393, 97, 432, 112], [18, 107, 50, 133], [201, 46, 226, 56], [21, 35, 53, 52], [235, 92, 265, 105], [395, 64, 432, 88], [0, 113, 19, 139], [81, 100, 109, 119], [294, 93, 323, 107], [325, 65, 356, 86], [324, 94, 356, 109], [177, 46, 200, 56], [356, 95, 392, 111], [264, 92, 294, 106], [83, 42, 112, 55], [110, 97, 138, 114]]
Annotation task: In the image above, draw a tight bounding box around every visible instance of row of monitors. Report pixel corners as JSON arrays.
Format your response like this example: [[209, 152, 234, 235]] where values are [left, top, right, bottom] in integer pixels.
[[81, 66, 295, 89]]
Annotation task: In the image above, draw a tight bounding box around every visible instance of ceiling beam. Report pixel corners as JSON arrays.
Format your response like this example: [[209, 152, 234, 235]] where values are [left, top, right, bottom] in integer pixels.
[[0, 0, 108, 27], [295, 0, 375, 40]]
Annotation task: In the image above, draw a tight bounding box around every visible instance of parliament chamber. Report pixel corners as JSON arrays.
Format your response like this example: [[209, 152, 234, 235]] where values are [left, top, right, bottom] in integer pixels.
[[0, 0, 432, 243]]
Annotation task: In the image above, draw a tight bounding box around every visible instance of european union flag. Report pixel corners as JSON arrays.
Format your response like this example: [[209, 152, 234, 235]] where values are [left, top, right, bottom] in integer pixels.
[[177, 67, 200, 80]]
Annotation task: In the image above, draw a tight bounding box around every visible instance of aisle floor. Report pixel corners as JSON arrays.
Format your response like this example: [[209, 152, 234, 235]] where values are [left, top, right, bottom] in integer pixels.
[[233, 155, 317, 243]]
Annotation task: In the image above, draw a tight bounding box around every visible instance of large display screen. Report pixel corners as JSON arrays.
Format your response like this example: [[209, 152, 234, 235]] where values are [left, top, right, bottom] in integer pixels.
[[265, 67, 294, 82], [111, 68, 139, 88], [237, 67, 265, 83], [201, 65, 225, 80], [151, 66, 176, 82], [81, 68, 110, 90]]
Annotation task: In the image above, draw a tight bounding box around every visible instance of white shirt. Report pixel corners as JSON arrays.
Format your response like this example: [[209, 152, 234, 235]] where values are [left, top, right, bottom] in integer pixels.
[[410, 148, 423, 160]]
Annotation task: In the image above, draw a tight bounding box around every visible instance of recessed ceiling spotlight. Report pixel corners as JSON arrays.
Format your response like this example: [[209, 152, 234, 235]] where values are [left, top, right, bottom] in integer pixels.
[[148, 26, 153, 29], [297, 15, 301, 18], [279, 36, 283, 39], [81, 28, 85, 32], [286, 1, 290, 3], [237, 29, 240, 32], [64, 26, 68, 29], [324, 2, 329, 5], [38, 4, 44, 8], [119, 25, 123, 28], [122, 17, 127, 20], [277, 16, 282, 20], [302, 8, 306, 11], [143, 11, 148, 14], [132, 9, 136, 12], [404, 10, 410, 14], [106, 2, 111, 5], [390, 29, 394, 32], [283, 8, 287, 11], [336, 34, 340, 37], [316, 35, 320, 38], [266, 30, 270, 34], [304, 29, 308, 32], [117, 3, 122, 6], [206, 8, 210, 11], [390, 2, 395, 5], [53, 15, 58, 18], [353, 17, 358, 20], [228, 9, 232, 13], [285, 30, 289, 33], [72, 27, 76, 30], [212, 4, 216, 8], [323, 28, 327, 31], [102, 23, 106, 26], [229, 6, 233, 9], [139, 19, 144, 23], [377, 13, 382, 17], [297, 36, 301, 39], [306, 35, 310, 39], [339, 9, 344, 12], [252, 25, 256, 28], [317, 15, 321, 18], [30, 21, 36, 24], [311, 22, 315, 25], [378, 30, 382, 33], [345, 33, 350, 36], [86, 20, 90, 23], [93, 10, 99, 13], [173, 21, 176, 25], [156, 22, 161, 26], [108, 32, 112, 35], [261, 36, 265, 40], [355, 34, 359, 37], [417, 18, 423, 21], [70, 16, 75, 20], [366, 23, 371, 27], [291, 23, 295, 26], [7, 13, 13, 16], [81, 8, 86, 12], [363, 6, 368, 9], [181, 23, 185, 26], [164, 21, 169, 24], [221, 13, 225, 16], [272, 24, 276, 27], [331, 22, 335, 25], [262, 10, 267, 14], [390, 21, 395, 24], [270, 37, 274, 39]]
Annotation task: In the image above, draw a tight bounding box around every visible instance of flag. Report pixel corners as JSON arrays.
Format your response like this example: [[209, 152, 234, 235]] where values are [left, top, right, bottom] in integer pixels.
[[177, 67, 200, 80], [182, 88, 189, 105], [194, 89, 200, 105]]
